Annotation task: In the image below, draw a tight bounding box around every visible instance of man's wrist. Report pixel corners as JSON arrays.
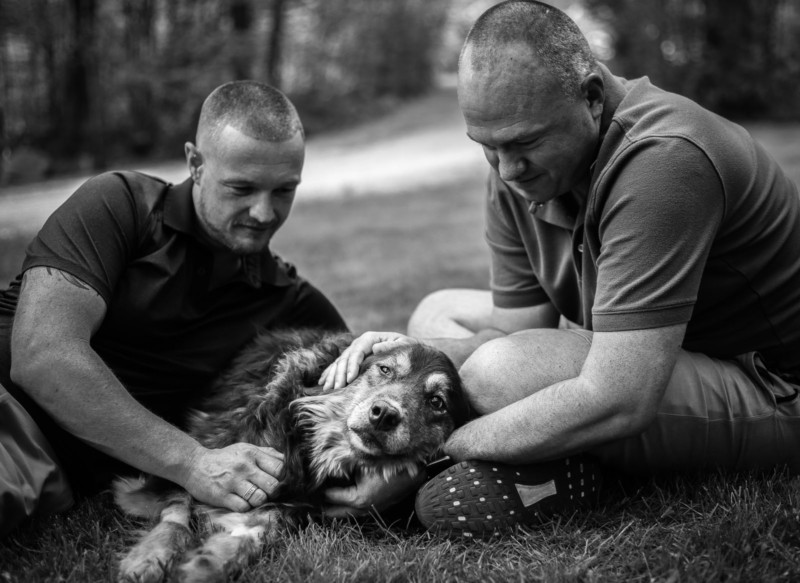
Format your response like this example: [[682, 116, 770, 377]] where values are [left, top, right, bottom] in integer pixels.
[[165, 439, 205, 487]]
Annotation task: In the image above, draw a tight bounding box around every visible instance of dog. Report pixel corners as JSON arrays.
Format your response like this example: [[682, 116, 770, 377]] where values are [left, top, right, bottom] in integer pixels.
[[113, 328, 468, 583]]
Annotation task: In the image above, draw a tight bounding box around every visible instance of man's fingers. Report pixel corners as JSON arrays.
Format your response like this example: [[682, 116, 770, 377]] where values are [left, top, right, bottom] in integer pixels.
[[320, 332, 415, 391], [319, 363, 333, 386], [221, 492, 251, 513], [374, 335, 418, 354], [258, 446, 284, 460], [252, 449, 284, 496], [333, 352, 352, 390], [345, 352, 362, 384], [373, 339, 403, 354], [343, 334, 384, 382], [239, 482, 269, 507]]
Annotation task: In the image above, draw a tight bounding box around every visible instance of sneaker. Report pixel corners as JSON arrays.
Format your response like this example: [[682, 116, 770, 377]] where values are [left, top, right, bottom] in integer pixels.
[[414, 456, 601, 536]]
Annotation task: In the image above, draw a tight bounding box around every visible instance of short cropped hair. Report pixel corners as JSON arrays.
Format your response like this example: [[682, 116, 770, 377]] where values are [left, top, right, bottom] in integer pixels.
[[197, 80, 303, 144], [461, 0, 598, 99]]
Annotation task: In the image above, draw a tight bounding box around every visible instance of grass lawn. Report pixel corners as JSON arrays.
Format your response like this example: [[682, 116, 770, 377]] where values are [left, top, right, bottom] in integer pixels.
[[2, 166, 800, 581]]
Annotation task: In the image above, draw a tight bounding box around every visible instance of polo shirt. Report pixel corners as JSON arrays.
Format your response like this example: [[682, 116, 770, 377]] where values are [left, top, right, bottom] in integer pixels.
[[486, 71, 800, 376], [0, 171, 346, 490]]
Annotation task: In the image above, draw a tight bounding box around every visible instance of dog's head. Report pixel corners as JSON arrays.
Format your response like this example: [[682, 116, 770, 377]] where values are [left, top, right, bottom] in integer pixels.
[[291, 343, 469, 487], [346, 343, 469, 458]]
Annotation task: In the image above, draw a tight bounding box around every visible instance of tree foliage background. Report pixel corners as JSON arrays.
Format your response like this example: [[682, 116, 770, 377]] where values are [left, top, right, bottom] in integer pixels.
[[1, 0, 798, 185], [583, 0, 800, 121], [0, 0, 452, 182]]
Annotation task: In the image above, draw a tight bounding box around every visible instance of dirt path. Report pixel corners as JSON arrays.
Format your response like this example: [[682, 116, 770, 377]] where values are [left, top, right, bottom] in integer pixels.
[[1, 86, 797, 239], [0, 87, 484, 238]]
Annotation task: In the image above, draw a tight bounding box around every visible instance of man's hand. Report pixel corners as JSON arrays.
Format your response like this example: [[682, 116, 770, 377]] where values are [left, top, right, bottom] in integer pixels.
[[323, 468, 425, 518], [319, 331, 419, 391], [181, 443, 285, 512]]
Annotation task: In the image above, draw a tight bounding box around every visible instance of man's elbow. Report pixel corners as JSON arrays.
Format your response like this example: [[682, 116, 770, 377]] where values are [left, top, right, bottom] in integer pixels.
[[605, 392, 661, 439], [9, 333, 59, 392]]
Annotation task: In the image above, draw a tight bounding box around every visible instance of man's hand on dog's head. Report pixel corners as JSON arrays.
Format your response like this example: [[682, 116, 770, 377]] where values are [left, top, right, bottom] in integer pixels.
[[180, 443, 285, 512], [322, 467, 424, 518], [319, 331, 420, 392]]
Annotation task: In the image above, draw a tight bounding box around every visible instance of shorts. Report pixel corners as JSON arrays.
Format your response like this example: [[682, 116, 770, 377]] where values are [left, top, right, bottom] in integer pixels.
[[0, 316, 74, 537], [565, 329, 800, 474], [1, 381, 74, 537]]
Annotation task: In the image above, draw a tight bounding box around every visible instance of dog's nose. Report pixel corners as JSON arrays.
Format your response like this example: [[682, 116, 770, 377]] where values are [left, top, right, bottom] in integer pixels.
[[369, 400, 401, 431]]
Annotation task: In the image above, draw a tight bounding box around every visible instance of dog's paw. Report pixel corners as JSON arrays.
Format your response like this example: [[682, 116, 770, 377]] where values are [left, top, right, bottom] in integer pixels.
[[176, 548, 227, 583], [118, 522, 193, 583], [119, 549, 172, 583], [176, 531, 261, 583]]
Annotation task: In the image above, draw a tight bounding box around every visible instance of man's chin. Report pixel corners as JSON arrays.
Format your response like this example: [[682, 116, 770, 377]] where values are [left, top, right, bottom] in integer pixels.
[[512, 186, 545, 203], [510, 182, 558, 206], [226, 235, 272, 255]]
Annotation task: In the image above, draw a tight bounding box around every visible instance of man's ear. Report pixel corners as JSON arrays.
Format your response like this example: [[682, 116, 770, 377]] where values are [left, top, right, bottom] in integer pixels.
[[581, 72, 605, 121], [184, 142, 203, 182]]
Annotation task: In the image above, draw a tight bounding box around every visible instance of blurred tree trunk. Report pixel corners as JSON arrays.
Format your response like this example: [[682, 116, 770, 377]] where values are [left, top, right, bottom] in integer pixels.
[[230, 0, 253, 79], [699, 0, 782, 116], [59, 0, 99, 167], [265, 0, 287, 88], [122, 0, 157, 155], [585, 0, 797, 119], [0, 44, 6, 179]]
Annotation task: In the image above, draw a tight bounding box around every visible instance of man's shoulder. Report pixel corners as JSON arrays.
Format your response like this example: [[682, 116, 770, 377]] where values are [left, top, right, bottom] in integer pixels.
[[69, 170, 176, 222], [82, 170, 171, 201], [610, 76, 746, 150]]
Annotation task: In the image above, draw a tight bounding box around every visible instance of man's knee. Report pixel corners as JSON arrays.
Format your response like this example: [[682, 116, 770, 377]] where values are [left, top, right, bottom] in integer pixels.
[[459, 329, 591, 416], [459, 336, 519, 415], [408, 289, 451, 335], [407, 288, 491, 338]]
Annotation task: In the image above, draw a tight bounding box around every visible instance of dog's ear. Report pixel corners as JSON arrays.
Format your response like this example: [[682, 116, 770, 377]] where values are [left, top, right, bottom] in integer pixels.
[[449, 377, 475, 428]]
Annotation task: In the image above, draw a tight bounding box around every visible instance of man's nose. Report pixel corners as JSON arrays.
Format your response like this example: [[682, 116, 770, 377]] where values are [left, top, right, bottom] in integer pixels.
[[496, 149, 525, 182], [249, 193, 275, 223]]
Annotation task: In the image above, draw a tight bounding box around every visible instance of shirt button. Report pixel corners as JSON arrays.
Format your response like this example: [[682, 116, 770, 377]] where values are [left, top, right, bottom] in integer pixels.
[[197, 267, 207, 275], [577, 244, 584, 253]]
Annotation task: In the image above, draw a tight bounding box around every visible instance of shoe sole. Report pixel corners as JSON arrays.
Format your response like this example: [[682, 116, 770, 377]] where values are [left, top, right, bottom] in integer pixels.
[[415, 457, 600, 536]]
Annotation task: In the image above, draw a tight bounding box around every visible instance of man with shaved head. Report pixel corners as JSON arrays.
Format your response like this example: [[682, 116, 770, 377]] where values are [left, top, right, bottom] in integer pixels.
[[0, 81, 346, 535], [323, 0, 800, 534]]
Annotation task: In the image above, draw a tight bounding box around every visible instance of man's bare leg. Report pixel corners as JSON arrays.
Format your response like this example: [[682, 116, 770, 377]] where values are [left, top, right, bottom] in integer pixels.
[[407, 289, 494, 338], [459, 328, 591, 414]]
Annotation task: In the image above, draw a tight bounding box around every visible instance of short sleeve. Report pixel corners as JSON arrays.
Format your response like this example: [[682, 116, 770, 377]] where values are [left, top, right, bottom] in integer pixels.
[[275, 271, 348, 333], [591, 137, 724, 330], [485, 174, 551, 309], [22, 173, 140, 304]]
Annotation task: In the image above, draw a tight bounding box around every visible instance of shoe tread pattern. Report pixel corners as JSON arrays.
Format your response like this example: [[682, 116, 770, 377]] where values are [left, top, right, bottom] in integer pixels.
[[415, 457, 600, 536]]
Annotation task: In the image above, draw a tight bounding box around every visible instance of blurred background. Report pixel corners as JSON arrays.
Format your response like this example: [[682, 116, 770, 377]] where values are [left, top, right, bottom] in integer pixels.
[[1, 0, 799, 186]]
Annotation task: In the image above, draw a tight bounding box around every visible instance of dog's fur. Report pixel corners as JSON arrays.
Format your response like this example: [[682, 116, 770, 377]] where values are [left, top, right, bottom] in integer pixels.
[[113, 329, 468, 583]]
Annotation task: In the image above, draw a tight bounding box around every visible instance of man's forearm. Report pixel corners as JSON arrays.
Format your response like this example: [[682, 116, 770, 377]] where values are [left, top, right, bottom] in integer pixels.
[[12, 341, 202, 486], [443, 376, 643, 463]]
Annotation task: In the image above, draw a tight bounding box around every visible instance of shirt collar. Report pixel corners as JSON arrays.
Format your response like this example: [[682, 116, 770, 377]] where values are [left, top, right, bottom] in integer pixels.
[[163, 177, 292, 288], [529, 190, 583, 230], [163, 177, 195, 235], [597, 63, 627, 140]]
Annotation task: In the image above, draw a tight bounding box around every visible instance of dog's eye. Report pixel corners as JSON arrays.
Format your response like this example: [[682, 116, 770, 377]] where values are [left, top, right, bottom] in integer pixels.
[[378, 365, 391, 375], [429, 395, 446, 410]]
